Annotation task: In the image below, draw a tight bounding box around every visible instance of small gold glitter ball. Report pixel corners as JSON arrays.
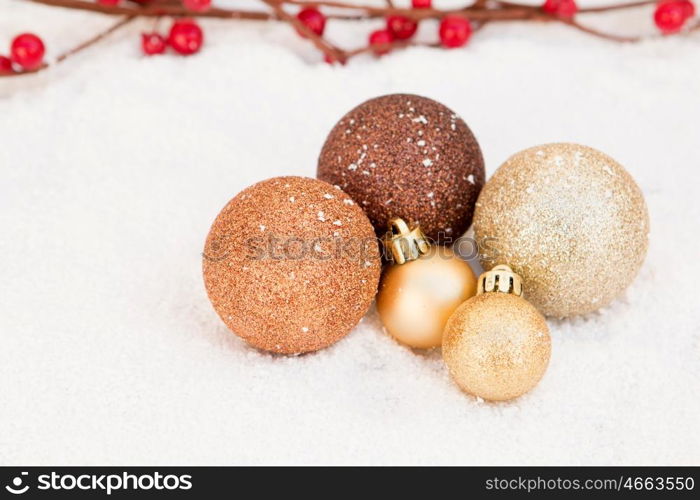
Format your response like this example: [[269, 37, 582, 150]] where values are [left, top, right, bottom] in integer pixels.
[[377, 245, 477, 349], [443, 293, 551, 401], [473, 143, 649, 318], [202, 176, 381, 354]]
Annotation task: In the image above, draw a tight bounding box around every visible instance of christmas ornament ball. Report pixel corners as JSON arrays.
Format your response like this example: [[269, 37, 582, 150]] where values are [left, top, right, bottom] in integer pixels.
[[202, 176, 381, 354], [317, 94, 485, 242], [377, 220, 477, 349], [443, 292, 551, 401], [377, 245, 477, 349], [474, 143, 649, 318]]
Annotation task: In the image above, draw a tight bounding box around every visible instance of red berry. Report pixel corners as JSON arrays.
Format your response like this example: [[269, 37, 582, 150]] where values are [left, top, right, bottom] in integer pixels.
[[10, 33, 45, 70], [542, 0, 579, 18], [182, 0, 211, 12], [296, 7, 326, 37], [439, 16, 472, 48], [0, 55, 13, 74], [97, 0, 121, 5], [168, 19, 204, 55], [386, 15, 418, 40], [412, 0, 432, 7], [141, 33, 167, 55], [679, 0, 696, 17], [369, 29, 394, 55], [654, 1, 689, 33]]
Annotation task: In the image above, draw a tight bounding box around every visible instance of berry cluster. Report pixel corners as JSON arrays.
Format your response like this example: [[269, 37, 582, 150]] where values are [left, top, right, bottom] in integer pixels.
[[294, 0, 696, 61], [0, 33, 45, 75], [97, 0, 207, 56], [142, 18, 204, 56], [297, 0, 473, 58], [3, 0, 698, 76]]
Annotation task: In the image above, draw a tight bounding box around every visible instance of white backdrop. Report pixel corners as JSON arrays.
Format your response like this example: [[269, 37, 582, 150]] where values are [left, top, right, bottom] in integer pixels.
[[1, 0, 699, 464]]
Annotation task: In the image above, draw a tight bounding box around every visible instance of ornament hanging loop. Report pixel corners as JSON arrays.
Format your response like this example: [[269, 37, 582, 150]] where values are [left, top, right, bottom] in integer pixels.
[[477, 265, 524, 297], [383, 217, 430, 265]]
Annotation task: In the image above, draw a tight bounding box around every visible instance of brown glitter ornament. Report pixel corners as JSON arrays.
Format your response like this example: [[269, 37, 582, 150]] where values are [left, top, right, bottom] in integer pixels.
[[202, 176, 381, 354], [443, 265, 551, 402], [317, 94, 485, 242], [474, 143, 649, 318]]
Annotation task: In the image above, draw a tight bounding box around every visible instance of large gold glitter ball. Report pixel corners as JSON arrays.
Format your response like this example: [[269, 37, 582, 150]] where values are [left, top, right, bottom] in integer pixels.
[[443, 293, 551, 401], [473, 143, 649, 318], [317, 94, 485, 242], [202, 176, 381, 354]]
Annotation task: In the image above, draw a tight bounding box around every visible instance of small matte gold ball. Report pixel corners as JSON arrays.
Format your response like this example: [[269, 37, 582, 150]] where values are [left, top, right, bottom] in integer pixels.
[[442, 293, 551, 401], [377, 246, 477, 349], [474, 143, 649, 318]]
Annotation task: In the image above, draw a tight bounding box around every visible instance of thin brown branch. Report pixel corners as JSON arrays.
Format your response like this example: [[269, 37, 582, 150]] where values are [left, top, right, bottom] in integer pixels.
[[27, 0, 274, 19], [1, 14, 135, 77], [344, 39, 428, 58], [24, 0, 545, 22], [344, 19, 490, 60], [559, 17, 641, 43], [262, 0, 347, 63], [57, 15, 136, 62], [0, 62, 49, 77], [472, 20, 489, 34], [579, 0, 657, 13], [24, 0, 674, 21], [282, 0, 479, 18]]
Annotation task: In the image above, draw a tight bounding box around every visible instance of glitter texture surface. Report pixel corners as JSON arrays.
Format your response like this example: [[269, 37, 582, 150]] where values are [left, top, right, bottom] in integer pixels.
[[443, 293, 551, 401], [473, 143, 649, 318], [317, 94, 485, 242], [203, 176, 381, 354]]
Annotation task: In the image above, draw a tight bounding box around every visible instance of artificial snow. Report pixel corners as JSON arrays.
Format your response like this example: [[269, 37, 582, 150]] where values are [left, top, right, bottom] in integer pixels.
[[0, 0, 699, 465]]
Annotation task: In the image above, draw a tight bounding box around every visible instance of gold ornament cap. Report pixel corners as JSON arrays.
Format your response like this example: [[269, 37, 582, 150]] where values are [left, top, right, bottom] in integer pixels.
[[476, 265, 523, 297], [383, 218, 430, 265]]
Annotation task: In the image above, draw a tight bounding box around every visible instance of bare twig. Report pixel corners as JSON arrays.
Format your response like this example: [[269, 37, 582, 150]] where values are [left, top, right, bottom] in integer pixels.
[[27, 0, 274, 19], [1, 14, 136, 78], [57, 15, 136, 62], [579, 0, 657, 13], [27, 0, 663, 20], [561, 17, 641, 43], [262, 0, 347, 63]]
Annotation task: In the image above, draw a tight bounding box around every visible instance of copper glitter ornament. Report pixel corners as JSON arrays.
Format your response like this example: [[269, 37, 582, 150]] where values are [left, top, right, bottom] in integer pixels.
[[202, 176, 381, 354], [474, 143, 649, 318], [443, 265, 551, 402], [376, 218, 477, 349], [317, 94, 485, 242]]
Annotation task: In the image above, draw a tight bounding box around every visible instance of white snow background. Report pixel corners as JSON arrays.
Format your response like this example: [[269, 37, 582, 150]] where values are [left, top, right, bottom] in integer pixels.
[[1, 0, 699, 465]]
